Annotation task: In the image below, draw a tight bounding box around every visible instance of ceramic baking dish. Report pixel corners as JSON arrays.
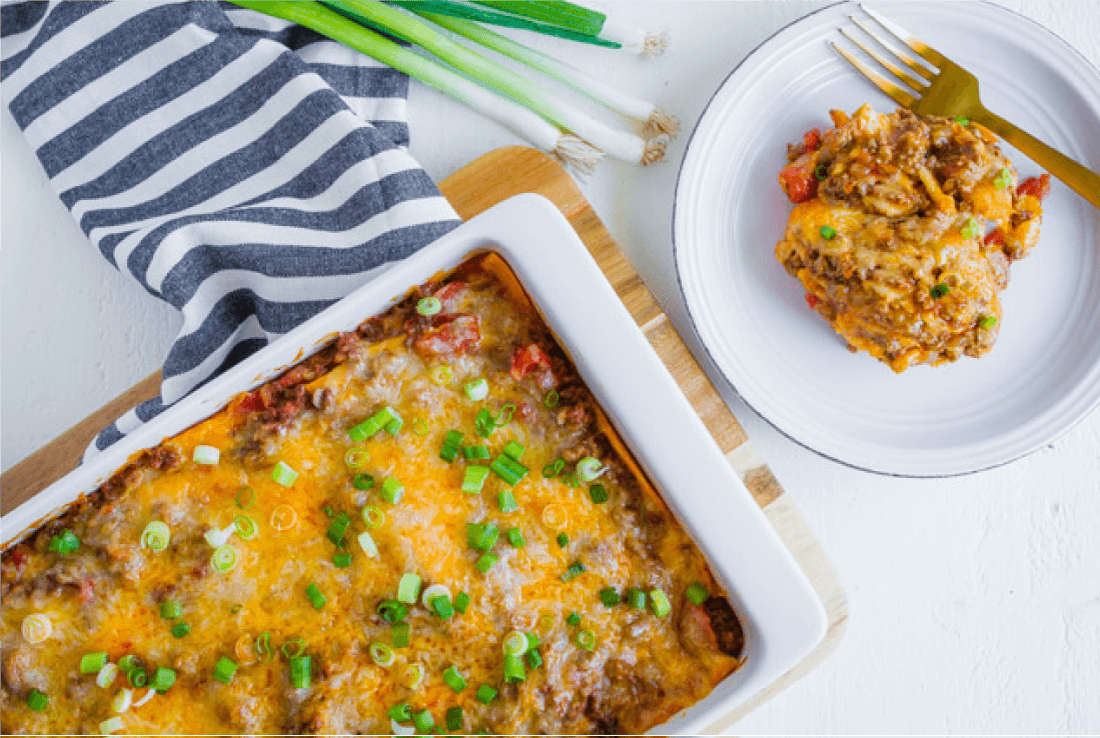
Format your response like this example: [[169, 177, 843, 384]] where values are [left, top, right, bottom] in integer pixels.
[[1, 194, 826, 733]]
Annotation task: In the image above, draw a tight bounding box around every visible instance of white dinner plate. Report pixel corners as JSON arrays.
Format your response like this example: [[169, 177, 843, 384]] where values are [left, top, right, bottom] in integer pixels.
[[673, 1, 1100, 477]]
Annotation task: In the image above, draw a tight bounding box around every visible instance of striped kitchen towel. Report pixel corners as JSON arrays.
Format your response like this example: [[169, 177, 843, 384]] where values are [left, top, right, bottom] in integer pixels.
[[0, 1, 461, 458]]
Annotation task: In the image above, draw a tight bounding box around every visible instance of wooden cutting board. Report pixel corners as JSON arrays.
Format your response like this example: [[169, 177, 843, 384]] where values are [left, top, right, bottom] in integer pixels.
[[0, 145, 846, 731]]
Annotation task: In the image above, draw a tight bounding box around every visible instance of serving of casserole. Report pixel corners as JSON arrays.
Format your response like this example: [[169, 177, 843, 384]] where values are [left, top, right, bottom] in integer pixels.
[[1, 195, 826, 735]]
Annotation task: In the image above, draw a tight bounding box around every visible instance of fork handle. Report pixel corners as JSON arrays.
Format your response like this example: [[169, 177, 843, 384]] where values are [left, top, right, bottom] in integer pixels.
[[976, 111, 1100, 209]]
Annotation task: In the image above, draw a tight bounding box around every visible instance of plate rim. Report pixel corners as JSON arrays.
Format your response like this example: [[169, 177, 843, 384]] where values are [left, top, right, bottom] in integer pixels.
[[671, 0, 1100, 478]]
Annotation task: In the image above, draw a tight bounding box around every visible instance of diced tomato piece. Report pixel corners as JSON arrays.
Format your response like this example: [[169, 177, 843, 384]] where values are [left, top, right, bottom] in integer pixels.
[[984, 228, 1006, 246], [10, 546, 28, 567], [78, 578, 95, 604], [274, 365, 313, 389], [413, 314, 481, 357], [805, 292, 821, 309], [432, 281, 466, 312], [510, 344, 552, 381], [779, 160, 818, 204], [803, 128, 822, 151], [235, 390, 266, 415], [1016, 173, 1051, 201]]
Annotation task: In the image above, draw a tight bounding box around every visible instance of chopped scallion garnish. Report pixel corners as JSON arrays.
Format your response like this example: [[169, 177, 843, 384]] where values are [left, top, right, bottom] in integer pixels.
[[462, 465, 491, 494], [961, 217, 980, 240], [599, 588, 620, 607], [140, 521, 171, 551], [462, 444, 491, 460], [380, 477, 404, 504], [234, 515, 258, 540], [543, 389, 559, 408], [370, 642, 395, 667], [820, 225, 837, 240], [978, 315, 998, 329], [454, 592, 471, 614], [412, 708, 435, 733], [400, 663, 425, 689], [159, 600, 182, 620], [213, 656, 237, 684], [566, 611, 582, 626], [327, 511, 352, 545], [502, 631, 529, 656], [490, 453, 528, 485], [685, 582, 709, 605], [171, 622, 191, 638], [576, 629, 597, 651], [417, 296, 442, 316], [474, 408, 496, 438], [443, 664, 467, 693], [47, 528, 80, 554], [358, 531, 379, 558], [498, 489, 519, 513], [378, 599, 408, 623], [626, 588, 646, 609], [430, 364, 454, 385], [333, 552, 352, 568], [397, 573, 422, 604], [361, 506, 385, 528], [26, 688, 48, 712], [476, 684, 498, 704], [542, 458, 565, 478], [193, 444, 220, 465], [289, 655, 311, 689], [389, 702, 413, 722], [502, 441, 524, 461], [392, 621, 411, 648], [465, 378, 489, 401], [432, 595, 454, 619], [588, 483, 608, 504], [649, 588, 671, 617], [210, 545, 238, 573], [506, 527, 525, 547], [930, 283, 950, 299], [446, 706, 463, 732], [994, 167, 1013, 190], [151, 666, 176, 693], [235, 485, 255, 509], [575, 456, 605, 482], [100, 716, 124, 734], [556, 532, 569, 548], [561, 561, 586, 582], [80, 652, 108, 674], [344, 447, 368, 468], [467, 521, 499, 550], [352, 473, 375, 490], [440, 430, 463, 462], [96, 663, 120, 688], [271, 461, 299, 487], [525, 649, 543, 670], [476, 552, 499, 573], [306, 582, 327, 610], [503, 653, 526, 683]]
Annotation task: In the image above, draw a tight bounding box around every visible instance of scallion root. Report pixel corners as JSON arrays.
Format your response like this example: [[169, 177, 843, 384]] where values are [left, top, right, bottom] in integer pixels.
[[641, 134, 670, 166], [644, 107, 680, 137], [554, 135, 604, 179], [642, 31, 669, 57]]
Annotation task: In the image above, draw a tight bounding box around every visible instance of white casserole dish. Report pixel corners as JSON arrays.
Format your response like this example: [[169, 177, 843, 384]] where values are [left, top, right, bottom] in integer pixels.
[[1, 194, 826, 733]]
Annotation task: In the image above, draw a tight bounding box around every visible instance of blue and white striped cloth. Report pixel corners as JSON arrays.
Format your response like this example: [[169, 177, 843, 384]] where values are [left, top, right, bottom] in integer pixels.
[[1, 1, 460, 458]]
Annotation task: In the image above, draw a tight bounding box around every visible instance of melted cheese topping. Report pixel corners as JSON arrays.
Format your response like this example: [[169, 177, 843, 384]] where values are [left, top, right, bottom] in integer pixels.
[[1, 255, 740, 735]]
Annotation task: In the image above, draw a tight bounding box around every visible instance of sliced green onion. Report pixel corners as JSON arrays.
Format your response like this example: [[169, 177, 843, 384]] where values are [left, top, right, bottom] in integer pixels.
[[506, 527, 526, 548], [412, 418, 429, 436], [80, 652, 108, 674], [543, 390, 559, 408], [979, 315, 998, 329], [159, 600, 182, 620], [380, 477, 404, 504], [462, 445, 491, 460], [930, 283, 950, 299], [192, 444, 220, 465], [344, 447, 368, 468], [351, 473, 376, 491], [526, 632, 541, 650], [465, 378, 489, 401], [525, 649, 543, 670], [111, 688, 132, 714], [389, 702, 413, 722], [25, 690, 47, 712], [397, 572, 422, 604], [430, 364, 454, 385], [432, 597, 455, 620], [392, 621, 411, 648], [400, 663, 425, 689], [333, 552, 352, 568], [134, 686, 157, 706], [542, 458, 565, 478], [599, 588, 620, 607], [271, 461, 299, 487], [171, 622, 191, 638], [476, 684, 498, 704], [234, 515, 258, 540], [412, 707, 435, 733], [476, 552, 499, 573], [467, 521, 500, 550], [151, 667, 176, 693], [255, 632, 272, 662], [454, 592, 471, 614], [626, 588, 646, 610], [561, 561, 586, 582], [820, 225, 837, 240], [503, 653, 526, 683], [211, 545, 237, 573], [575, 457, 605, 483], [588, 483, 608, 504], [560, 472, 579, 487], [474, 408, 495, 438], [47, 528, 80, 554], [378, 599, 408, 623], [386, 413, 404, 435], [306, 582, 327, 610], [462, 465, 491, 494], [140, 521, 171, 551], [235, 485, 255, 509], [446, 706, 463, 732], [281, 638, 307, 658], [289, 655, 311, 689], [443, 664, 467, 693], [128, 668, 148, 688], [327, 511, 352, 545], [649, 588, 671, 617], [490, 454, 528, 485], [358, 531, 379, 558], [557, 532, 569, 548], [213, 656, 237, 684], [204, 522, 236, 547], [361, 506, 385, 528], [21, 613, 52, 644], [815, 163, 829, 180], [370, 642, 395, 667], [576, 629, 596, 651], [96, 663, 120, 688], [685, 582, 710, 606], [955, 115, 969, 126], [498, 489, 519, 512], [961, 217, 980, 240], [117, 655, 140, 675], [417, 296, 443, 316], [502, 630, 529, 656], [502, 441, 525, 461], [493, 403, 516, 427], [566, 612, 582, 626], [994, 167, 1013, 189], [422, 583, 452, 608], [100, 716, 124, 734], [440, 430, 463, 462], [270, 505, 298, 531]]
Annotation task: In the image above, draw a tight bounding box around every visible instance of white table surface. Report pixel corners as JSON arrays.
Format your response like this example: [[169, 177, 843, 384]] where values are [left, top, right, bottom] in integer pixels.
[[3, 1, 1099, 733]]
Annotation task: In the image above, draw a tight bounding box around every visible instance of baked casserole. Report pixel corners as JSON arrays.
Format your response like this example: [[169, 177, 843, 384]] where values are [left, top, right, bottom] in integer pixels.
[[775, 104, 1051, 372], [0, 253, 744, 735]]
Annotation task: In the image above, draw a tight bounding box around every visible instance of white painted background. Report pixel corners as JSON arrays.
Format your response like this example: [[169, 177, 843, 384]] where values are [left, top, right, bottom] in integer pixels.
[[2, 1, 1098, 732]]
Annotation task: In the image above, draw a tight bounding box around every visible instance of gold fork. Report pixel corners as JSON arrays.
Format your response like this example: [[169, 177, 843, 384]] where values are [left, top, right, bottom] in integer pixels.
[[833, 4, 1100, 209]]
